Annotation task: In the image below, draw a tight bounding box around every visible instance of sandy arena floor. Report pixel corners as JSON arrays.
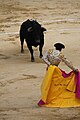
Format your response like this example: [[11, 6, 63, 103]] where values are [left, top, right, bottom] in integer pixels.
[[0, 0, 80, 120]]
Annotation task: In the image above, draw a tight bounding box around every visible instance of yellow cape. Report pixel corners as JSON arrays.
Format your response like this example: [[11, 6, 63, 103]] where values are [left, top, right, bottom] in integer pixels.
[[40, 65, 80, 107]]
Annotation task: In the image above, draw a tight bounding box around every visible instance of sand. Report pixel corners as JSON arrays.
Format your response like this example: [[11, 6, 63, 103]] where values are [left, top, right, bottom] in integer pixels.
[[0, 0, 80, 120]]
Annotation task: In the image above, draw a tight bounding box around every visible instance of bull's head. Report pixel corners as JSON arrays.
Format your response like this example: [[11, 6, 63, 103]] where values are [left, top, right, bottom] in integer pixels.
[[26, 23, 47, 46]]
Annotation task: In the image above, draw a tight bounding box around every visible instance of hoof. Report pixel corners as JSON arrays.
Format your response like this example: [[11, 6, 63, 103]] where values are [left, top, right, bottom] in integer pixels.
[[21, 50, 24, 53], [31, 58, 35, 62], [39, 55, 43, 58]]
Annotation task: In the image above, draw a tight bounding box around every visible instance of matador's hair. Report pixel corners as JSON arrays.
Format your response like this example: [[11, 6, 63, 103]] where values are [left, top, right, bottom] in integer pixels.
[[54, 43, 65, 51]]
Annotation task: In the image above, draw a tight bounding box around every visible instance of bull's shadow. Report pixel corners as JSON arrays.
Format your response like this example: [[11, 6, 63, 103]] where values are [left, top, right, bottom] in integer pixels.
[[19, 19, 47, 62]]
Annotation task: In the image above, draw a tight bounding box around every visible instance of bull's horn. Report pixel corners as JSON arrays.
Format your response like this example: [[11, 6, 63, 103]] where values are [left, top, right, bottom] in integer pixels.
[[27, 27, 32, 32]]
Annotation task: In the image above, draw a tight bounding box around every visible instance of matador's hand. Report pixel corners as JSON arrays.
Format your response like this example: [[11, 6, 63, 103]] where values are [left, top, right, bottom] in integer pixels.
[[74, 69, 79, 74]]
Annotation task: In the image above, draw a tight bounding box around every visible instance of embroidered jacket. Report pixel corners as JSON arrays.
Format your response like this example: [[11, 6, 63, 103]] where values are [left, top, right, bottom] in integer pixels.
[[42, 49, 76, 71]]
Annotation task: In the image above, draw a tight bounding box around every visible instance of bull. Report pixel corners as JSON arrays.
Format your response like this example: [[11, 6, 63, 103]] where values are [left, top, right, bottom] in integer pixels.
[[20, 19, 46, 62]]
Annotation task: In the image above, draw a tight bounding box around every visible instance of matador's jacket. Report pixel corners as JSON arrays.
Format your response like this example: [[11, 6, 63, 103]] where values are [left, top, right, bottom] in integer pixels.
[[42, 49, 76, 71]]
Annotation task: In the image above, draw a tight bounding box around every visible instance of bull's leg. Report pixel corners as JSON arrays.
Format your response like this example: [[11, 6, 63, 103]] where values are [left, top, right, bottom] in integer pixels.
[[20, 37, 24, 53], [39, 45, 43, 58], [27, 45, 35, 62]]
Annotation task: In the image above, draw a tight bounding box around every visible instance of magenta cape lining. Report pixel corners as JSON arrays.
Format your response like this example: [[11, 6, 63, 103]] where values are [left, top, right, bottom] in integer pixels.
[[38, 70, 80, 106]]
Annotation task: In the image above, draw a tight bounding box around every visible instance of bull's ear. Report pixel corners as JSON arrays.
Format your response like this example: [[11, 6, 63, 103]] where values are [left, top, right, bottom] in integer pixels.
[[41, 27, 47, 32], [27, 27, 33, 32]]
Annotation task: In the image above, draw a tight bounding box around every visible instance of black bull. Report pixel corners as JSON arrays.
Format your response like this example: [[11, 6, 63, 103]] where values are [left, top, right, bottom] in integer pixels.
[[20, 19, 47, 62]]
